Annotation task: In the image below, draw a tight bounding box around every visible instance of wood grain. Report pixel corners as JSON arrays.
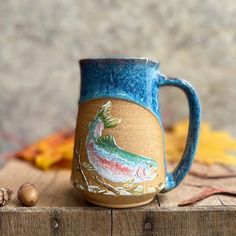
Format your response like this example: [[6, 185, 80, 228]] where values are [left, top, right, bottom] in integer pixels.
[[112, 207, 236, 236], [0, 208, 111, 236], [0, 159, 236, 235]]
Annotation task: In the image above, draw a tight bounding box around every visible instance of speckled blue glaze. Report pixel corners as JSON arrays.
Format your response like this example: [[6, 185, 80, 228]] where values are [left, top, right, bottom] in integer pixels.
[[79, 58, 161, 119], [79, 58, 201, 192], [159, 74, 201, 191]]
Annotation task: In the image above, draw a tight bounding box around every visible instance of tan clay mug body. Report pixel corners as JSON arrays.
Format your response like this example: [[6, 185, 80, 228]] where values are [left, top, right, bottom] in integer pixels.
[[71, 58, 201, 208]]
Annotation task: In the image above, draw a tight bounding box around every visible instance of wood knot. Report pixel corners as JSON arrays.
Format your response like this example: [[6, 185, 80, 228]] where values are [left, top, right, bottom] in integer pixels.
[[144, 222, 152, 231], [51, 219, 59, 229], [143, 214, 154, 233]]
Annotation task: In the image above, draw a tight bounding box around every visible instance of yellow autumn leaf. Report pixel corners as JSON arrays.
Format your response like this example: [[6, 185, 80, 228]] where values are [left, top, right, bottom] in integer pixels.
[[166, 120, 236, 166]]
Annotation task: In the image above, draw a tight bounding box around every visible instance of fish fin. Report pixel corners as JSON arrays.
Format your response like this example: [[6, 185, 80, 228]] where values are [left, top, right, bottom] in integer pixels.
[[96, 135, 118, 148], [96, 101, 121, 128], [82, 161, 95, 171]]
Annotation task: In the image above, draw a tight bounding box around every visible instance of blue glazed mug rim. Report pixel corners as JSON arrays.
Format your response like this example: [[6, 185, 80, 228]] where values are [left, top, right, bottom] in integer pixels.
[[79, 57, 159, 68]]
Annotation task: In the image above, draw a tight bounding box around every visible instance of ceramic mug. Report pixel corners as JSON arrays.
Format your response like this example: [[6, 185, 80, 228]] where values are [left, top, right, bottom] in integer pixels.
[[71, 58, 201, 208]]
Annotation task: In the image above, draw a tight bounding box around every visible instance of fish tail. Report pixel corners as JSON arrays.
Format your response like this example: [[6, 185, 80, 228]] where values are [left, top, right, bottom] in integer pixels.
[[96, 101, 121, 128]]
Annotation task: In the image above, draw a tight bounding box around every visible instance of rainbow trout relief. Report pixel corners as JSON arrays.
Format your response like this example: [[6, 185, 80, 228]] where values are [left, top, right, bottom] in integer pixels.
[[74, 101, 159, 196]]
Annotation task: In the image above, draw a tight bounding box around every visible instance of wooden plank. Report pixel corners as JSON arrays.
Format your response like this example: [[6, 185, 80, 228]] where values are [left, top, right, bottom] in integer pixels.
[[216, 177, 236, 206], [184, 164, 236, 207], [0, 160, 161, 208], [1, 159, 236, 208], [0, 160, 90, 208], [158, 183, 223, 207], [1, 160, 236, 235], [159, 162, 236, 207], [189, 163, 236, 178], [112, 207, 236, 236], [0, 160, 45, 207], [158, 166, 222, 207], [0, 208, 111, 236], [0, 160, 112, 236], [182, 175, 236, 206]]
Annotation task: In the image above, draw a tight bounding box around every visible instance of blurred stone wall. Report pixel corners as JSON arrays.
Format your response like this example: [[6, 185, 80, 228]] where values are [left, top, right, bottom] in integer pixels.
[[0, 0, 235, 153]]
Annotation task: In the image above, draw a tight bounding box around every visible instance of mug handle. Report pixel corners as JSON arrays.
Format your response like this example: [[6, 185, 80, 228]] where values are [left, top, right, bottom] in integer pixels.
[[159, 74, 201, 192]]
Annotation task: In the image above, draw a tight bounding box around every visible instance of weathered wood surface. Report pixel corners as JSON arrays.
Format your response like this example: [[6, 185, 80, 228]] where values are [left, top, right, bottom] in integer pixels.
[[0, 159, 236, 236]]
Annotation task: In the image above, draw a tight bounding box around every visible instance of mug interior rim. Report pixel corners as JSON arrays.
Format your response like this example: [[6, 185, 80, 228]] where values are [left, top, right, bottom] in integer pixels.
[[79, 57, 159, 66]]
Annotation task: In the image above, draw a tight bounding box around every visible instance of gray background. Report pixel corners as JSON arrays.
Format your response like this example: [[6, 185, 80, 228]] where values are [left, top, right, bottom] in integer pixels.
[[0, 0, 235, 154]]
